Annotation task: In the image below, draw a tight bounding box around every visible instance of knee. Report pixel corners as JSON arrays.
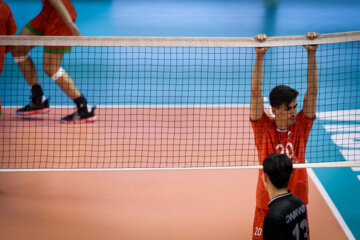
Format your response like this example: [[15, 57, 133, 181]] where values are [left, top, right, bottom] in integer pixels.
[[12, 52, 30, 63], [45, 66, 66, 81], [43, 64, 56, 77], [11, 45, 32, 58]]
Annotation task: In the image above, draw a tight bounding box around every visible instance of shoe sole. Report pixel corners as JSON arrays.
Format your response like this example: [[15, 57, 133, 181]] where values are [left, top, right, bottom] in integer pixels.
[[16, 108, 50, 115], [60, 116, 97, 124]]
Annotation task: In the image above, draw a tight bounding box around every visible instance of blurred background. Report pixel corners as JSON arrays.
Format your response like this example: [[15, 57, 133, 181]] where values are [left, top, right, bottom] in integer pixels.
[[8, 0, 360, 37]]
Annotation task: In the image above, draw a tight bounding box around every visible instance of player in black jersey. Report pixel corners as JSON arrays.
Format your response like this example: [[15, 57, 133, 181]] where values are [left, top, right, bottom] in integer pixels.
[[262, 153, 309, 240]]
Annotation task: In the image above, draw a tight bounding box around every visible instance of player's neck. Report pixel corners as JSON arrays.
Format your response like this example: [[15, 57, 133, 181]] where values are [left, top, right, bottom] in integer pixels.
[[274, 119, 289, 131], [269, 187, 288, 200]]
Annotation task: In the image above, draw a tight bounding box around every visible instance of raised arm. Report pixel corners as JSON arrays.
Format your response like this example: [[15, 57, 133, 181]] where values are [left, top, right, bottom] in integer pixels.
[[303, 32, 319, 119], [49, 0, 81, 36], [250, 34, 269, 121]]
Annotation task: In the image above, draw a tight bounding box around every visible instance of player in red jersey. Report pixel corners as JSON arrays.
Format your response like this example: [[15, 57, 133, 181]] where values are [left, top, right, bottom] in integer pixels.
[[0, 0, 17, 116], [11, 0, 95, 123], [250, 32, 318, 240]]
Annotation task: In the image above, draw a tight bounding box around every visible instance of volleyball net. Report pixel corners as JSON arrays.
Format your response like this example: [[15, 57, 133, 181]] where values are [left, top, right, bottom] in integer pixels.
[[0, 31, 359, 171]]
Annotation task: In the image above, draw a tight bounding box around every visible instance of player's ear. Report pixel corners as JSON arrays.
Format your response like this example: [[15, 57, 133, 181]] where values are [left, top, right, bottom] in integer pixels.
[[272, 106, 279, 115], [263, 172, 269, 188], [262, 172, 265, 183]]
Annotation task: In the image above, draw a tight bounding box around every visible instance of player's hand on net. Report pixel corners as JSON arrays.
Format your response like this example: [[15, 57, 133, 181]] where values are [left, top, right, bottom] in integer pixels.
[[304, 32, 318, 52], [254, 34, 269, 55]]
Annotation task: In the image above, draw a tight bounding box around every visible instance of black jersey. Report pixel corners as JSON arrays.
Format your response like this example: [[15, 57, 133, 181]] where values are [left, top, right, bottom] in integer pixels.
[[263, 192, 309, 240]]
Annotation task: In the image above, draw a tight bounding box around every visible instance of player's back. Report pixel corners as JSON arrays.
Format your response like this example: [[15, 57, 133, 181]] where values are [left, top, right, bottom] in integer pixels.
[[263, 192, 309, 240]]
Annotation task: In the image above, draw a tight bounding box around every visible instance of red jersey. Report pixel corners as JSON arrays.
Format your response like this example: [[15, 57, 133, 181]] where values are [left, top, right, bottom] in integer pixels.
[[0, 1, 17, 74], [40, 0, 77, 24], [251, 110, 315, 209], [27, 0, 77, 36], [27, 0, 77, 52], [0, 1, 16, 36]]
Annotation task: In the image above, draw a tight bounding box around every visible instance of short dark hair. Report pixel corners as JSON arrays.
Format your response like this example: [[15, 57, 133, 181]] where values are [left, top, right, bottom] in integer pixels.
[[269, 85, 299, 108], [263, 153, 293, 189]]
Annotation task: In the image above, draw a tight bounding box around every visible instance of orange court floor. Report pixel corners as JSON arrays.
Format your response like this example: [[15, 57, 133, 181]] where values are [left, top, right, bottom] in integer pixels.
[[0, 107, 348, 239], [0, 169, 347, 240]]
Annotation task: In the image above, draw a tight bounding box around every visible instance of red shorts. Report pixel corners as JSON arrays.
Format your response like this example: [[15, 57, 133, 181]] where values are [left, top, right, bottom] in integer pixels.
[[252, 207, 267, 240], [252, 206, 310, 240], [26, 0, 77, 53]]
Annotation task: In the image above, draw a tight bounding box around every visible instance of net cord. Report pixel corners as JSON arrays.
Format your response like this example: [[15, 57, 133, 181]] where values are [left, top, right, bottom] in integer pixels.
[[1, 31, 360, 47]]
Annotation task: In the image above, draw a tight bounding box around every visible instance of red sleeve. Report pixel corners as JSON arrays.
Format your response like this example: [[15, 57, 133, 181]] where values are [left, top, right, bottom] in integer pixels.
[[296, 110, 315, 136]]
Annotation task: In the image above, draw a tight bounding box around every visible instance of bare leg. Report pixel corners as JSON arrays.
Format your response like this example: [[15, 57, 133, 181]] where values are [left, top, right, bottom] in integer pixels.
[[42, 51, 95, 123], [12, 27, 51, 115], [43, 52, 81, 100], [11, 27, 39, 87]]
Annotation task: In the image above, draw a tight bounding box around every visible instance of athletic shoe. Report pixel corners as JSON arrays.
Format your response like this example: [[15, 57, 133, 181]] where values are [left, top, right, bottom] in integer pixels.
[[60, 106, 96, 124], [16, 99, 50, 115]]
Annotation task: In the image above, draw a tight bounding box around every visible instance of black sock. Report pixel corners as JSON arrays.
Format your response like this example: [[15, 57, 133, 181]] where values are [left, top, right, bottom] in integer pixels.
[[31, 84, 44, 104], [74, 95, 89, 112]]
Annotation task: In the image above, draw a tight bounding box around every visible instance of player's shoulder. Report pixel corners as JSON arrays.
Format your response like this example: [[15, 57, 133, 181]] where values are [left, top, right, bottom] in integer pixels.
[[251, 111, 272, 123], [295, 109, 306, 119], [269, 193, 300, 212], [288, 193, 305, 206], [266, 204, 286, 223], [296, 109, 316, 121]]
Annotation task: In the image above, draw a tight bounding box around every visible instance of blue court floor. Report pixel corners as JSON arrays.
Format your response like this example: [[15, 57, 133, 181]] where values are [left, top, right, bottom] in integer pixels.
[[3, 0, 360, 239]]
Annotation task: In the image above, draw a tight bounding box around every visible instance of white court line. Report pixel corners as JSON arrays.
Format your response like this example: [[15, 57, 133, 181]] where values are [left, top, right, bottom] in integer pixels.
[[308, 168, 355, 240], [324, 124, 360, 132], [1, 161, 360, 173], [317, 109, 360, 121]]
